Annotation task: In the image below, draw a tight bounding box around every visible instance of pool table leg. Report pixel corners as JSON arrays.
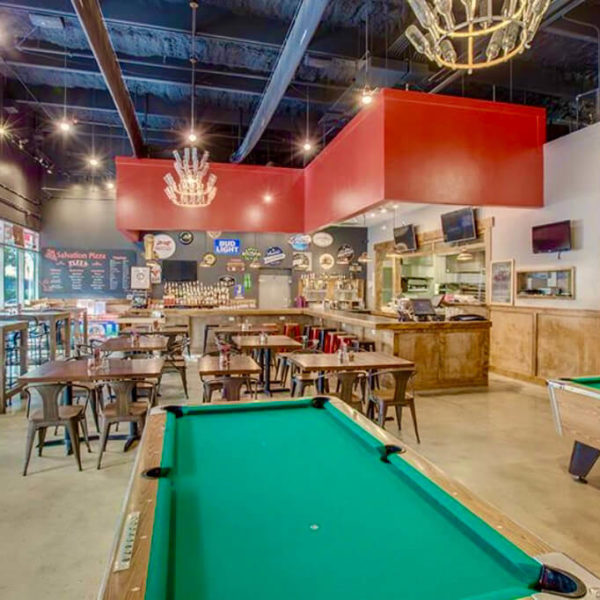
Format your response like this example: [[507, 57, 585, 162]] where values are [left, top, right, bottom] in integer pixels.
[[568, 441, 600, 483]]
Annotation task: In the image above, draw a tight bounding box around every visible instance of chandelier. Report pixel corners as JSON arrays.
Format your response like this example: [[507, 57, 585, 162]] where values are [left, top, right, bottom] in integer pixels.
[[164, 148, 217, 208], [405, 0, 551, 72]]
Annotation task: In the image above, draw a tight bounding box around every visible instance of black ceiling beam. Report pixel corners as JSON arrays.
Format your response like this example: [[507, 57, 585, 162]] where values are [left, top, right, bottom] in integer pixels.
[[545, 21, 600, 44], [70, 0, 144, 157], [7, 84, 317, 133], [0, 0, 363, 61], [12, 43, 343, 104], [16, 41, 350, 95]]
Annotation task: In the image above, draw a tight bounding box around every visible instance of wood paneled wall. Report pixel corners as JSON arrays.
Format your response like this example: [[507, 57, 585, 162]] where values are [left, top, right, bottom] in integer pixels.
[[490, 306, 600, 383]]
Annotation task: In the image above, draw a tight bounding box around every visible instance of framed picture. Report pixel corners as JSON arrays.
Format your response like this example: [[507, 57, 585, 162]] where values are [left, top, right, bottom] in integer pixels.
[[131, 266, 151, 290], [489, 259, 514, 305]]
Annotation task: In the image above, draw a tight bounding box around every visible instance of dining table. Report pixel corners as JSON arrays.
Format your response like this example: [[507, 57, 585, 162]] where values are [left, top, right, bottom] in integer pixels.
[[198, 354, 262, 401], [232, 335, 302, 396], [285, 351, 415, 405], [19, 357, 165, 452], [100, 334, 168, 354]]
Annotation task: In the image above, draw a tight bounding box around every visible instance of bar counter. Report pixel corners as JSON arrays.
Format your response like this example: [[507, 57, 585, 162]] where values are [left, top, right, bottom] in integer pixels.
[[126, 307, 490, 390]]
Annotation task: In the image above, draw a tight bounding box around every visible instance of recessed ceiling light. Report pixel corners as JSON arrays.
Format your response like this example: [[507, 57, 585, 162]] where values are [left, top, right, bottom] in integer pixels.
[[58, 119, 71, 133], [369, 212, 376, 217], [380, 208, 387, 213], [106, 181, 115, 190], [264, 193, 273, 203], [361, 87, 374, 105], [381, 225, 387, 230]]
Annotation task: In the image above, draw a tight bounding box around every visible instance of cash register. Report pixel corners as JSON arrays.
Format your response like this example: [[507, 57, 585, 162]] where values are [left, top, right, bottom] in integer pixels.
[[410, 298, 444, 322]]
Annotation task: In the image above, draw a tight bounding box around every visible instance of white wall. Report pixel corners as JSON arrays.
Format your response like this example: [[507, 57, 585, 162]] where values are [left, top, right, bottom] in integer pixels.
[[367, 122, 600, 311]]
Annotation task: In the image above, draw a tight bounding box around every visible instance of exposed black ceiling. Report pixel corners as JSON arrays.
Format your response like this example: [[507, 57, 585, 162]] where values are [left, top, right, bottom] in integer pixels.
[[0, 0, 598, 182]]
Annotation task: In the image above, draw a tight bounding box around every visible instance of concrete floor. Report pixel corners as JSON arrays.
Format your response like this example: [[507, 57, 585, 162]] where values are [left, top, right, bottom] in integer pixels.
[[0, 368, 598, 599]]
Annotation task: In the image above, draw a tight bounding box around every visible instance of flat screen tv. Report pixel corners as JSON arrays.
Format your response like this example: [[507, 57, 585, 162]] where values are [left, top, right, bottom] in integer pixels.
[[393, 225, 417, 252], [441, 208, 477, 243], [532, 220, 572, 254], [162, 260, 197, 282]]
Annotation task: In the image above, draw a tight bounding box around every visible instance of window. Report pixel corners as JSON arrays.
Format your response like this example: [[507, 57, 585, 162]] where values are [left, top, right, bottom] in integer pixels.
[[0, 221, 39, 308], [3, 246, 19, 305]]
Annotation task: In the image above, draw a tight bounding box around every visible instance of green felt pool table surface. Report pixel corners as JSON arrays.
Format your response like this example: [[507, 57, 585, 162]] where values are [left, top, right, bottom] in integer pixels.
[[144, 400, 544, 600], [564, 376, 600, 391]]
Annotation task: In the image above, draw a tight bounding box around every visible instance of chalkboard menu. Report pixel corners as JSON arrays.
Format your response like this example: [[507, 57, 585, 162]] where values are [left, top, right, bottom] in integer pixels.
[[41, 247, 137, 298]]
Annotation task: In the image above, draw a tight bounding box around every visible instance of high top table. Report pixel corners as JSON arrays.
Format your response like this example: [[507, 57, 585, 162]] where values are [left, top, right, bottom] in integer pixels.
[[0, 310, 71, 360], [0, 320, 28, 413], [232, 335, 302, 395]]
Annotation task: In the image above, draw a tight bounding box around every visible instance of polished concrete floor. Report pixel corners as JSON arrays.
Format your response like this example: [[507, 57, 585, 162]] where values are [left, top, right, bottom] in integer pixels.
[[0, 368, 598, 599]]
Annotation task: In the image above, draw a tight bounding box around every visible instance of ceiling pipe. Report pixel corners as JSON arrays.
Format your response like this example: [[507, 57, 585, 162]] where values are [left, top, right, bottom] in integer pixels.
[[70, 0, 145, 157], [229, 0, 330, 163]]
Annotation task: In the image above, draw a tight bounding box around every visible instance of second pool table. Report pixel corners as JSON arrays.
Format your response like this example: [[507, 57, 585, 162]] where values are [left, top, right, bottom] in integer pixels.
[[100, 397, 596, 599]]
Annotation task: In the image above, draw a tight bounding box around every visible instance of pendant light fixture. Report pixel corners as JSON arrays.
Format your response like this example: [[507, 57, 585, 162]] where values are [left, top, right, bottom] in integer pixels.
[[357, 214, 372, 263], [163, 1, 218, 209], [405, 0, 551, 72], [58, 24, 72, 133], [302, 88, 313, 153], [361, 5, 375, 106]]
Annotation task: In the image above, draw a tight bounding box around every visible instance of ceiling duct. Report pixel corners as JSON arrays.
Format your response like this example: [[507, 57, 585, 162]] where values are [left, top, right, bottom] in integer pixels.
[[230, 0, 329, 163]]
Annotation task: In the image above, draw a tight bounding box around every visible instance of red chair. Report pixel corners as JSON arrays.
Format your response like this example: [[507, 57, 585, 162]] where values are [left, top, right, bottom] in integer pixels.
[[324, 331, 344, 353], [283, 323, 301, 339], [309, 327, 324, 345], [332, 333, 357, 353]]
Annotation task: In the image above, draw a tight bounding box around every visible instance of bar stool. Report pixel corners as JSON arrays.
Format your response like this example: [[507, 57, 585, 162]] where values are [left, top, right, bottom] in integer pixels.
[[323, 330, 344, 353], [309, 327, 324, 346], [332, 333, 357, 353], [283, 323, 301, 339]]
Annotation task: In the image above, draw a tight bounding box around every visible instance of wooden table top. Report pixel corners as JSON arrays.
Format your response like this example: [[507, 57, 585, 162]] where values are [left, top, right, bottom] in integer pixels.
[[120, 326, 189, 336], [232, 335, 303, 350], [215, 324, 279, 335], [286, 351, 415, 372], [101, 335, 168, 353], [116, 316, 165, 325], [0, 310, 70, 321], [19, 358, 165, 383], [0, 320, 29, 330], [197, 354, 261, 376]]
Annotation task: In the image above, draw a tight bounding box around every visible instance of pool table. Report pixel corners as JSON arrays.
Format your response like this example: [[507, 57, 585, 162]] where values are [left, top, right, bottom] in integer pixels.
[[548, 377, 600, 483], [99, 397, 598, 600]]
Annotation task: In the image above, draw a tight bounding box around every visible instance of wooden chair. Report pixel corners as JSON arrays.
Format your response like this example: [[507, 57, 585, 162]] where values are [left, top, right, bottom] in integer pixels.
[[159, 338, 189, 398], [335, 370, 369, 411], [96, 380, 152, 469], [203, 376, 259, 402], [23, 383, 91, 476], [366, 369, 420, 443]]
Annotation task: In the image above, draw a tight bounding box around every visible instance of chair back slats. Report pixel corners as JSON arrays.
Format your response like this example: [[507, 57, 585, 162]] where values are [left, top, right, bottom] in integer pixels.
[[109, 381, 137, 417], [30, 383, 66, 421], [372, 369, 414, 404]]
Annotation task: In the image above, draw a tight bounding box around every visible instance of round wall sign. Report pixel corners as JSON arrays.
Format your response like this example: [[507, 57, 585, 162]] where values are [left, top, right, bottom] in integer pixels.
[[288, 234, 312, 251], [293, 252, 311, 271], [319, 253, 334, 270], [263, 246, 286, 266], [336, 244, 354, 264], [200, 252, 216, 268], [312, 232, 334, 248], [178, 231, 194, 245], [242, 247, 261, 263], [153, 234, 176, 259]]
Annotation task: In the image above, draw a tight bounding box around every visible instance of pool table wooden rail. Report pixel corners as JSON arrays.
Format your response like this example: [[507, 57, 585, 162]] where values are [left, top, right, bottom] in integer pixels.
[[98, 398, 568, 600], [547, 379, 600, 449]]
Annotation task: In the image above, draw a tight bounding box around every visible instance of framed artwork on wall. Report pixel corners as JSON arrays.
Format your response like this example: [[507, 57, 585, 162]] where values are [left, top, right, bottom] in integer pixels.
[[489, 259, 514, 305]]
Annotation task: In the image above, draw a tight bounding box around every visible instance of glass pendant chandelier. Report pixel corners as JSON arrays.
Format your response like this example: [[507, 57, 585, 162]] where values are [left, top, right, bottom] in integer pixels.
[[405, 0, 551, 72], [163, 2, 217, 208]]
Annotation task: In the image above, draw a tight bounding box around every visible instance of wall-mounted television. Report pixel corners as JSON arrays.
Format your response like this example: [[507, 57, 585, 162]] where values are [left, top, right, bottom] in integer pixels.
[[532, 220, 572, 254], [162, 260, 197, 281], [441, 208, 477, 243], [393, 225, 417, 252]]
